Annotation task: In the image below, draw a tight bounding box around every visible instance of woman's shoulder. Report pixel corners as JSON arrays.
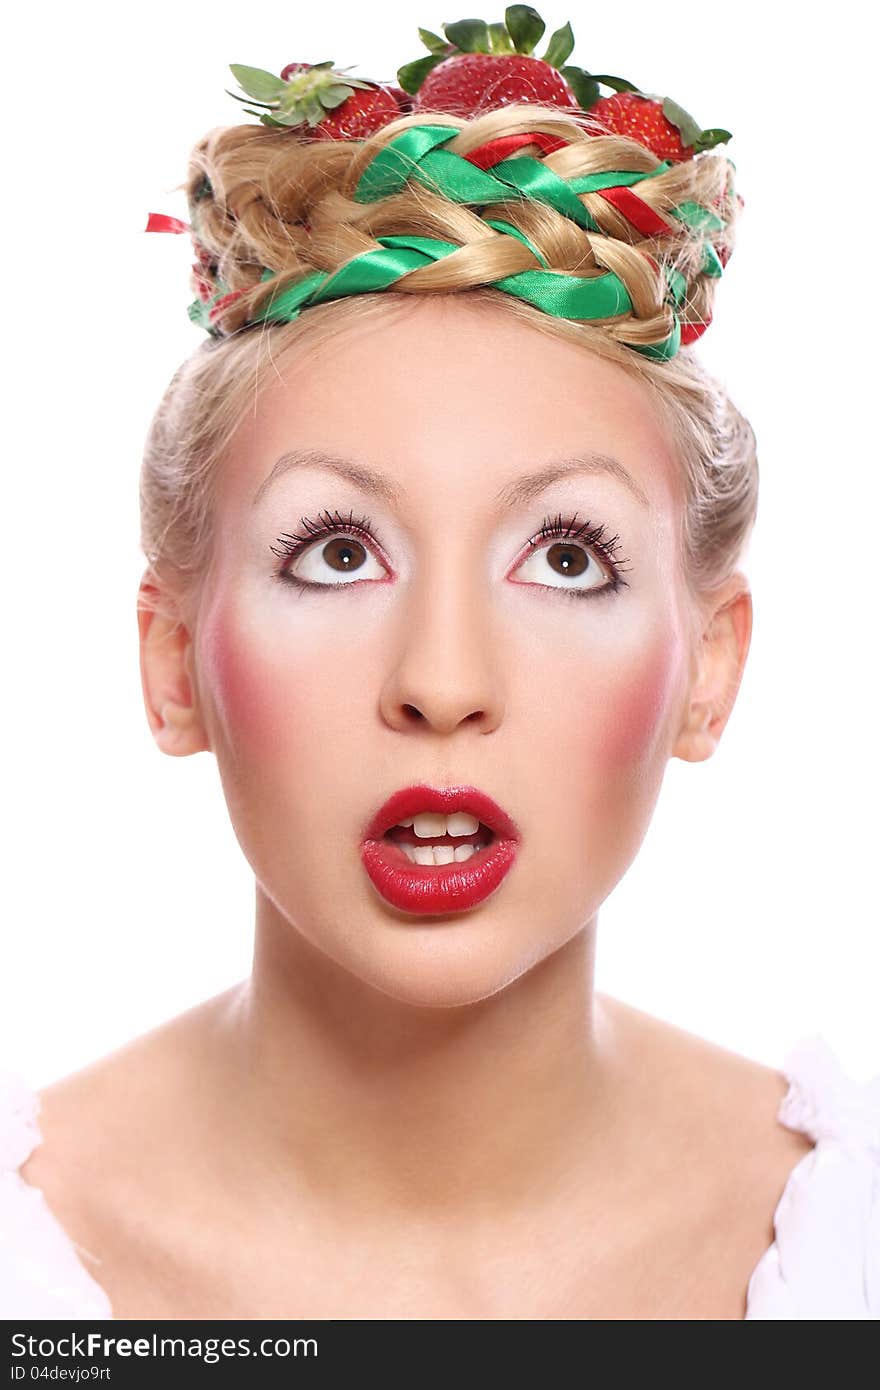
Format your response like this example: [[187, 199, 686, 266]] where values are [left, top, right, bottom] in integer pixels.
[[0, 1064, 114, 1318], [600, 997, 880, 1319], [744, 1033, 880, 1320]]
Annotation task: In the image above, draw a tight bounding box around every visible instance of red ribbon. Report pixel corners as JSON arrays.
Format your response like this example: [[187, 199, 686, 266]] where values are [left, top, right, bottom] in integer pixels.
[[462, 139, 676, 244], [144, 212, 191, 234], [679, 315, 711, 346], [462, 131, 568, 170], [596, 184, 671, 238], [208, 288, 248, 320]]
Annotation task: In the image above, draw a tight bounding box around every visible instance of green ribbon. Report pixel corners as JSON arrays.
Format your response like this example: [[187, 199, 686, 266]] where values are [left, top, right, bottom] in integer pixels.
[[352, 123, 678, 236], [191, 123, 723, 361], [670, 199, 726, 234]]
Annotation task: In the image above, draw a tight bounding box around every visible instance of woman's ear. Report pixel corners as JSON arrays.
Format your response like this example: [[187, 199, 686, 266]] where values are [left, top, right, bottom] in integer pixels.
[[137, 573, 211, 757], [673, 576, 753, 764]]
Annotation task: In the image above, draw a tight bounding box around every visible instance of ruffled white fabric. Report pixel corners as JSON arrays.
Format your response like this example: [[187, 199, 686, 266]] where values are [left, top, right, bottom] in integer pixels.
[[0, 1068, 112, 1318], [745, 1034, 880, 1319], [1, 1035, 877, 1320]]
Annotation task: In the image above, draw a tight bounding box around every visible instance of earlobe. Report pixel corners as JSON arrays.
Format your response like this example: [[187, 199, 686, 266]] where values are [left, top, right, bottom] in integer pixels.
[[673, 580, 753, 765], [137, 575, 211, 757]]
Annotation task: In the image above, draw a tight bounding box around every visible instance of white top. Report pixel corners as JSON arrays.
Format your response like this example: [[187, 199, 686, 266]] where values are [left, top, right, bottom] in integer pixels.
[[1, 1034, 878, 1320]]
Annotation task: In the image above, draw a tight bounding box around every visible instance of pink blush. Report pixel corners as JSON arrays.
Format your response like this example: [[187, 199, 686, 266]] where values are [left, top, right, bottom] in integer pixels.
[[595, 635, 685, 771], [198, 603, 290, 756]]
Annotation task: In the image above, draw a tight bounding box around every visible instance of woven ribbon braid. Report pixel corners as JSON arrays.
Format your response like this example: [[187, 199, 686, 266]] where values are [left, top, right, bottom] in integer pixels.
[[187, 123, 728, 361]]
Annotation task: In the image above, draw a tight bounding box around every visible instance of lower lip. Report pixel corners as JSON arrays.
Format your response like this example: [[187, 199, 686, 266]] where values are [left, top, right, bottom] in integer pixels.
[[360, 835, 519, 915]]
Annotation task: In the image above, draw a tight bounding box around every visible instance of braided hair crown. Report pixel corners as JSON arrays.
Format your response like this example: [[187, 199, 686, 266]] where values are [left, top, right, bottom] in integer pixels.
[[149, 11, 740, 362], [180, 104, 738, 361]]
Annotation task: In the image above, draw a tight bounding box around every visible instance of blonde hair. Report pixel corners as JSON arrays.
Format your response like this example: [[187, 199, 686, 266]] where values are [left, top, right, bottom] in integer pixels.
[[140, 104, 757, 645]]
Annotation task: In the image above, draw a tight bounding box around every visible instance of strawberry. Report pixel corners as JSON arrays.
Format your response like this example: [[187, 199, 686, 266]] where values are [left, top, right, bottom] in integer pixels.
[[399, 9, 582, 115], [398, 8, 732, 161], [414, 51, 579, 117], [303, 83, 405, 141], [227, 60, 406, 139], [226, 10, 732, 162], [382, 83, 415, 115], [587, 91, 730, 163]]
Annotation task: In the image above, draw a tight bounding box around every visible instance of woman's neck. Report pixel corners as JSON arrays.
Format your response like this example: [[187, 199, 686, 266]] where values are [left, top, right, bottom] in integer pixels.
[[206, 893, 627, 1224]]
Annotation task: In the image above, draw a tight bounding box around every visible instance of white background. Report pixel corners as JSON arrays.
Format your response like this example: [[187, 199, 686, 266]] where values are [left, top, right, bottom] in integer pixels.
[[3, 1, 877, 1087]]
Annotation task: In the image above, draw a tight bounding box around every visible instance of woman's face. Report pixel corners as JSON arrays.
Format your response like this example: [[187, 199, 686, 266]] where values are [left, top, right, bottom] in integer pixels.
[[192, 297, 698, 1005]]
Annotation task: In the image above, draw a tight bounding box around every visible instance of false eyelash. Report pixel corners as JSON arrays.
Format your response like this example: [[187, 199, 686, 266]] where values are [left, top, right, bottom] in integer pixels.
[[526, 511, 633, 598], [270, 507, 383, 567], [270, 506, 632, 598]]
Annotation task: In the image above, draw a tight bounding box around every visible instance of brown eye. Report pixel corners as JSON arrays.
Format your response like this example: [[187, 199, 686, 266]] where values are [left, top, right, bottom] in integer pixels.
[[510, 512, 632, 600], [514, 536, 615, 596], [545, 541, 592, 579], [283, 533, 385, 586], [271, 512, 388, 589], [318, 537, 367, 574]]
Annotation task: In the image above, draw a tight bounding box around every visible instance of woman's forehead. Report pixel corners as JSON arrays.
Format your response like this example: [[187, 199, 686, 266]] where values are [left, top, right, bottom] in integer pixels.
[[229, 298, 681, 516]]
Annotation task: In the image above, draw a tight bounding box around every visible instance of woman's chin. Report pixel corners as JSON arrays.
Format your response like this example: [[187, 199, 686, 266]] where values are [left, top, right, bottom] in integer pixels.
[[322, 923, 546, 1011]]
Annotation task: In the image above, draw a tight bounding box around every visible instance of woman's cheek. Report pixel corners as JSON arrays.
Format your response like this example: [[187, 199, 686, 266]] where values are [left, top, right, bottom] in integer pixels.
[[592, 630, 686, 774], [198, 598, 306, 761]]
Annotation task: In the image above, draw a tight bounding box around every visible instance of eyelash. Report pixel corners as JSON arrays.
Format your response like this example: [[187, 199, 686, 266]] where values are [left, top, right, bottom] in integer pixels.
[[269, 507, 632, 600]]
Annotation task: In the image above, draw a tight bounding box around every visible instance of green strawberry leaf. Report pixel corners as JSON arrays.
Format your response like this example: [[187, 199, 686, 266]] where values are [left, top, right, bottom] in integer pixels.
[[418, 27, 449, 53], [694, 127, 733, 151], [315, 71, 375, 92], [319, 84, 356, 110], [590, 73, 642, 94], [225, 89, 277, 109], [559, 65, 601, 109], [487, 21, 515, 52], [229, 64, 289, 102], [542, 21, 574, 69], [443, 19, 491, 53], [661, 97, 702, 148], [505, 5, 545, 54], [397, 53, 448, 94], [305, 95, 327, 125]]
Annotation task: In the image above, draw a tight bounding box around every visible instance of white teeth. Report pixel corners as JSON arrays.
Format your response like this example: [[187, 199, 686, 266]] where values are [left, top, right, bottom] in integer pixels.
[[400, 811, 482, 838], [400, 842, 480, 866], [446, 811, 482, 837]]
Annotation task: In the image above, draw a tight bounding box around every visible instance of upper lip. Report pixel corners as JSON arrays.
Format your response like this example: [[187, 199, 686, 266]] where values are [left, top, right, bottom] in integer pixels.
[[363, 784, 521, 843]]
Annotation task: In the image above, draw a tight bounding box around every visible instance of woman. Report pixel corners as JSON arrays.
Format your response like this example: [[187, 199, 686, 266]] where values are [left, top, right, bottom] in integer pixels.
[[2, 17, 878, 1319]]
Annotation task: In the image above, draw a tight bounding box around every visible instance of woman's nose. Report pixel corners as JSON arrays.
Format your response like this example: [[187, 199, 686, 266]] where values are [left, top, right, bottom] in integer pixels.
[[377, 556, 505, 736]]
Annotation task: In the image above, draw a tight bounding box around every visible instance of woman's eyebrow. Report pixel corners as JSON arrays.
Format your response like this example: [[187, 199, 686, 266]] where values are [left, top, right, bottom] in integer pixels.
[[495, 455, 650, 511], [252, 448, 401, 508], [252, 446, 650, 511]]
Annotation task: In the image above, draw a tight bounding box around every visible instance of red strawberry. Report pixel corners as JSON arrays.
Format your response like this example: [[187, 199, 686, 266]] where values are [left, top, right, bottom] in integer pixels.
[[414, 51, 579, 117], [399, 10, 584, 116], [382, 83, 415, 114], [228, 60, 406, 139], [588, 93, 695, 162], [397, 10, 732, 161], [585, 91, 733, 163], [305, 83, 405, 140], [280, 61, 314, 82]]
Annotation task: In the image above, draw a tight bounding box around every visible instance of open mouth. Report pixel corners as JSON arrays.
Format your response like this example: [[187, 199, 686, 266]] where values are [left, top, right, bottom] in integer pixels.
[[361, 794, 519, 912], [381, 822, 496, 866]]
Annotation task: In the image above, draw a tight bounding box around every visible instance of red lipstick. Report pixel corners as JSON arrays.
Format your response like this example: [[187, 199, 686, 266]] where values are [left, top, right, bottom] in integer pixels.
[[360, 784, 520, 916]]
